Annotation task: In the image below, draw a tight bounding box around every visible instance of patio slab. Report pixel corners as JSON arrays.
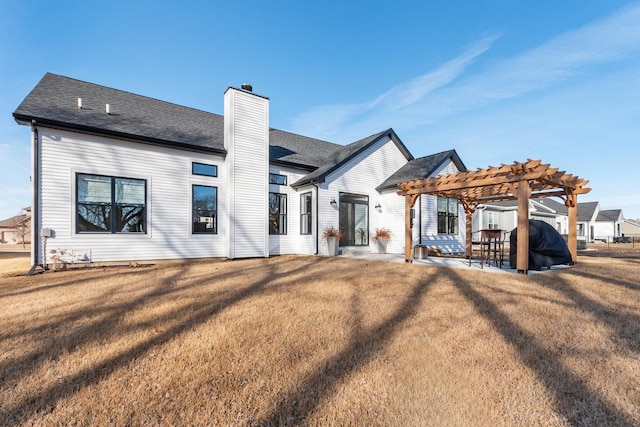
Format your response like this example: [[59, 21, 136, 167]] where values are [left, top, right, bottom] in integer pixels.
[[338, 252, 571, 274]]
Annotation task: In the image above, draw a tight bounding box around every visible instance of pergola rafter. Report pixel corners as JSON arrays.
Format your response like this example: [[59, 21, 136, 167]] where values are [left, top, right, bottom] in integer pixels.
[[397, 159, 591, 273]]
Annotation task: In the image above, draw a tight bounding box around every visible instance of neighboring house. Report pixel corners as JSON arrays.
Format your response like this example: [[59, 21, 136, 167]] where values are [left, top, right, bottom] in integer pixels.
[[14, 73, 468, 266], [475, 198, 626, 244], [594, 209, 624, 242], [472, 198, 569, 241], [621, 218, 640, 237], [577, 203, 625, 243], [0, 207, 31, 245]]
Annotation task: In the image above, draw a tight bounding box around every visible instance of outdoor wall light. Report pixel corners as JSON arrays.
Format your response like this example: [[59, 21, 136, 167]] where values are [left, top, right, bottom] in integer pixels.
[[329, 197, 337, 206], [375, 202, 382, 209]]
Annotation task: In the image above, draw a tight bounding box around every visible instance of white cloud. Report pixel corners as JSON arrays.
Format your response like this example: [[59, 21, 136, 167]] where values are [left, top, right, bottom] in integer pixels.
[[290, 32, 501, 141], [291, 3, 640, 143]]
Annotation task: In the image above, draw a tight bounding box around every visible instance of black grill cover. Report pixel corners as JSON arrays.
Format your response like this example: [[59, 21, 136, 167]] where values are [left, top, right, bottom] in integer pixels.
[[509, 220, 573, 270]]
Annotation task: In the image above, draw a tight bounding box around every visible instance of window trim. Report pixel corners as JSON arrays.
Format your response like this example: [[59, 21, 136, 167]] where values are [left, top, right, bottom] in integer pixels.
[[300, 192, 312, 235], [75, 173, 147, 234], [192, 184, 218, 234], [269, 192, 287, 235]]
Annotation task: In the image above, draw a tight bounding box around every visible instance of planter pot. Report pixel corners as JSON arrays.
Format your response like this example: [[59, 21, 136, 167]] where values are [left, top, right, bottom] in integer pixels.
[[377, 240, 388, 254], [326, 236, 340, 256]]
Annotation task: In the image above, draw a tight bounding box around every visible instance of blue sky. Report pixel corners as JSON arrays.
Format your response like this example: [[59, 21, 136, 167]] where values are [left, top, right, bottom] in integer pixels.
[[1, 1, 639, 220]]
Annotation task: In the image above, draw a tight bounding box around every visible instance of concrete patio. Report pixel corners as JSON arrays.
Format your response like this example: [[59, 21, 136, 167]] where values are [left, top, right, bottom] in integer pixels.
[[339, 251, 572, 274]]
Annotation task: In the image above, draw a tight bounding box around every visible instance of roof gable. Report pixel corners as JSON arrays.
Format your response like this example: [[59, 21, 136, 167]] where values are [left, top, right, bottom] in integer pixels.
[[596, 209, 622, 222], [577, 201, 599, 222], [291, 129, 413, 188], [376, 149, 466, 192]]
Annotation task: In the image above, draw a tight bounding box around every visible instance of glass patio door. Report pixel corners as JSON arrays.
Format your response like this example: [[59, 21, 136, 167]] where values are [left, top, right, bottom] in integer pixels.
[[339, 193, 369, 246]]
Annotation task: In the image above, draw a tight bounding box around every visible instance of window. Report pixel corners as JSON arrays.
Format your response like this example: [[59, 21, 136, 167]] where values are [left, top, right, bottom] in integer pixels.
[[269, 173, 287, 185], [76, 173, 146, 233], [577, 223, 585, 237], [300, 192, 312, 235], [437, 197, 458, 235], [192, 185, 217, 233], [339, 193, 369, 246], [487, 212, 499, 230], [192, 162, 217, 177], [269, 193, 287, 235]]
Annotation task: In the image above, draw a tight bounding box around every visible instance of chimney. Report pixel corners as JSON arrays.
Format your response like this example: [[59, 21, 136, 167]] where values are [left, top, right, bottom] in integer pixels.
[[224, 85, 270, 259]]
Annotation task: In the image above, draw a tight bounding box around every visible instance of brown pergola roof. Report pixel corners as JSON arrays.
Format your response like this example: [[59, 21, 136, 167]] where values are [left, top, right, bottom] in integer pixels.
[[397, 159, 591, 273], [397, 159, 590, 210]]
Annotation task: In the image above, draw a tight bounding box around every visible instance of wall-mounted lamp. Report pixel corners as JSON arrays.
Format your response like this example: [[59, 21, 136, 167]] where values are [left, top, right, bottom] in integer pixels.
[[329, 197, 337, 206], [375, 202, 382, 209]]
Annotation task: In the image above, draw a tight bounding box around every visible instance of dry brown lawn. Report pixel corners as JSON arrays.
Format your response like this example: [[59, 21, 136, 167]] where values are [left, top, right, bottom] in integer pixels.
[[0, 252, 638, 426]]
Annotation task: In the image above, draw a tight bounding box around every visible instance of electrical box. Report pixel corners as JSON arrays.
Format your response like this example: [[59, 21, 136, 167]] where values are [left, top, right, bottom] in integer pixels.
[[41, 228, 53, 238]]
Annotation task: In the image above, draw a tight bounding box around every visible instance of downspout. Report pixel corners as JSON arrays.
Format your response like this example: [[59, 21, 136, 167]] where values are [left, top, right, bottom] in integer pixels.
[[27, 120, 40, 276], [311, 181, 320, 255]]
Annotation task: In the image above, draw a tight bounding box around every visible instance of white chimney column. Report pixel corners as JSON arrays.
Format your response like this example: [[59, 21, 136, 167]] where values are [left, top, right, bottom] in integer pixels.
[[224, 86, 270, 259]]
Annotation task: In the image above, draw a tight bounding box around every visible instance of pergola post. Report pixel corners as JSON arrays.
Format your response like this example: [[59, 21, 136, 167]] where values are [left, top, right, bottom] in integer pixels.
[[465, 213, 472, 259], [516, 181, 531, 274], [566, 194, 577, 264], [405, 194, 419, 262]]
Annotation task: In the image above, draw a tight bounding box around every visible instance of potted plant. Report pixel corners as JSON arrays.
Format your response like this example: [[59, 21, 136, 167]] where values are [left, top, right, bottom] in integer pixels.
[[372, 227, 392, 254], [322, 225, 343, 256]]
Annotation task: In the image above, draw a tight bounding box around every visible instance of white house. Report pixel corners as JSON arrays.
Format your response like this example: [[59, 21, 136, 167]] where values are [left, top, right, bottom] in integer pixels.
[[14, 73, 468, 268]]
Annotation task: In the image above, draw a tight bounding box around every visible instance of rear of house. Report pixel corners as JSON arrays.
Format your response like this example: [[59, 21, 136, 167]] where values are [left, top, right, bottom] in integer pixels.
[[14, 73, 467, 268]]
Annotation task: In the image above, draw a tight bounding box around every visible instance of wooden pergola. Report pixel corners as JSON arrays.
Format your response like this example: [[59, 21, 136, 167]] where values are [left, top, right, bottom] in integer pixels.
[[397, 159, 591, 273]]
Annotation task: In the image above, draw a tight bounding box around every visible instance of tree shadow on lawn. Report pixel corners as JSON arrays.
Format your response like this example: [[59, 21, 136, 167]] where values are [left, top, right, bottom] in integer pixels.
[[255, 267, 439, 425], [0, 257, 316, 424], [447, 267, 637, 426]]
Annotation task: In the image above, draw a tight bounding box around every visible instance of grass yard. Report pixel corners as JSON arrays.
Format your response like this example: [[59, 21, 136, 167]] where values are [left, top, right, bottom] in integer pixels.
[[0, 252, 638, 426]]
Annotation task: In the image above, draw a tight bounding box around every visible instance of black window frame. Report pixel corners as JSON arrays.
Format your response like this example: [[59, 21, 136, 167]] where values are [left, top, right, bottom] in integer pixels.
[[192, 162, 218, 177], [300, 192, 312, 235], [192, 184, 218, 234], [269, 192, 287, 235], [269, 173, 287, 186], [76, 173, 147, 234], [437, 197, 459, 235]]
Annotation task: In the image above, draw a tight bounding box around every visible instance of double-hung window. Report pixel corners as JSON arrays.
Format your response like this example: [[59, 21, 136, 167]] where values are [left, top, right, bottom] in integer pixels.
[[269, 192, 287, 235], [437, 197, 458, 235], [192, 185, 217, 233], [76, 173, 146, 233], [300, 192, 312, 235]]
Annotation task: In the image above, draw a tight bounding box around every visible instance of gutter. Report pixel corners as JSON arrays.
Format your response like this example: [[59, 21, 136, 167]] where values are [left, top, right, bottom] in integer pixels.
[[311, 181, 320, 255], [27, 120, 40, 276]]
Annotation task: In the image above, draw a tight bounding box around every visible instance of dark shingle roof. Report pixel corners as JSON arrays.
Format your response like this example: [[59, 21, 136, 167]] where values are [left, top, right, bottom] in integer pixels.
[[375, 149, 466, 191], [596, 209, 622, 222], [15, 73, 454, 186], [269, 129, 342, 169], [577, 201, 599, 222], [13, 73, 374, 170], [14, 73, 227, 154]]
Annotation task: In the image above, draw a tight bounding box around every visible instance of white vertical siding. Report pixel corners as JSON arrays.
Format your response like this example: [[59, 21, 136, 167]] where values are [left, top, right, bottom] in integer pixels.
[[224, 88, 269, 258], [320, 136, 409, 255], [37, 128, 227, 264], [417, 159, 466, 253]]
